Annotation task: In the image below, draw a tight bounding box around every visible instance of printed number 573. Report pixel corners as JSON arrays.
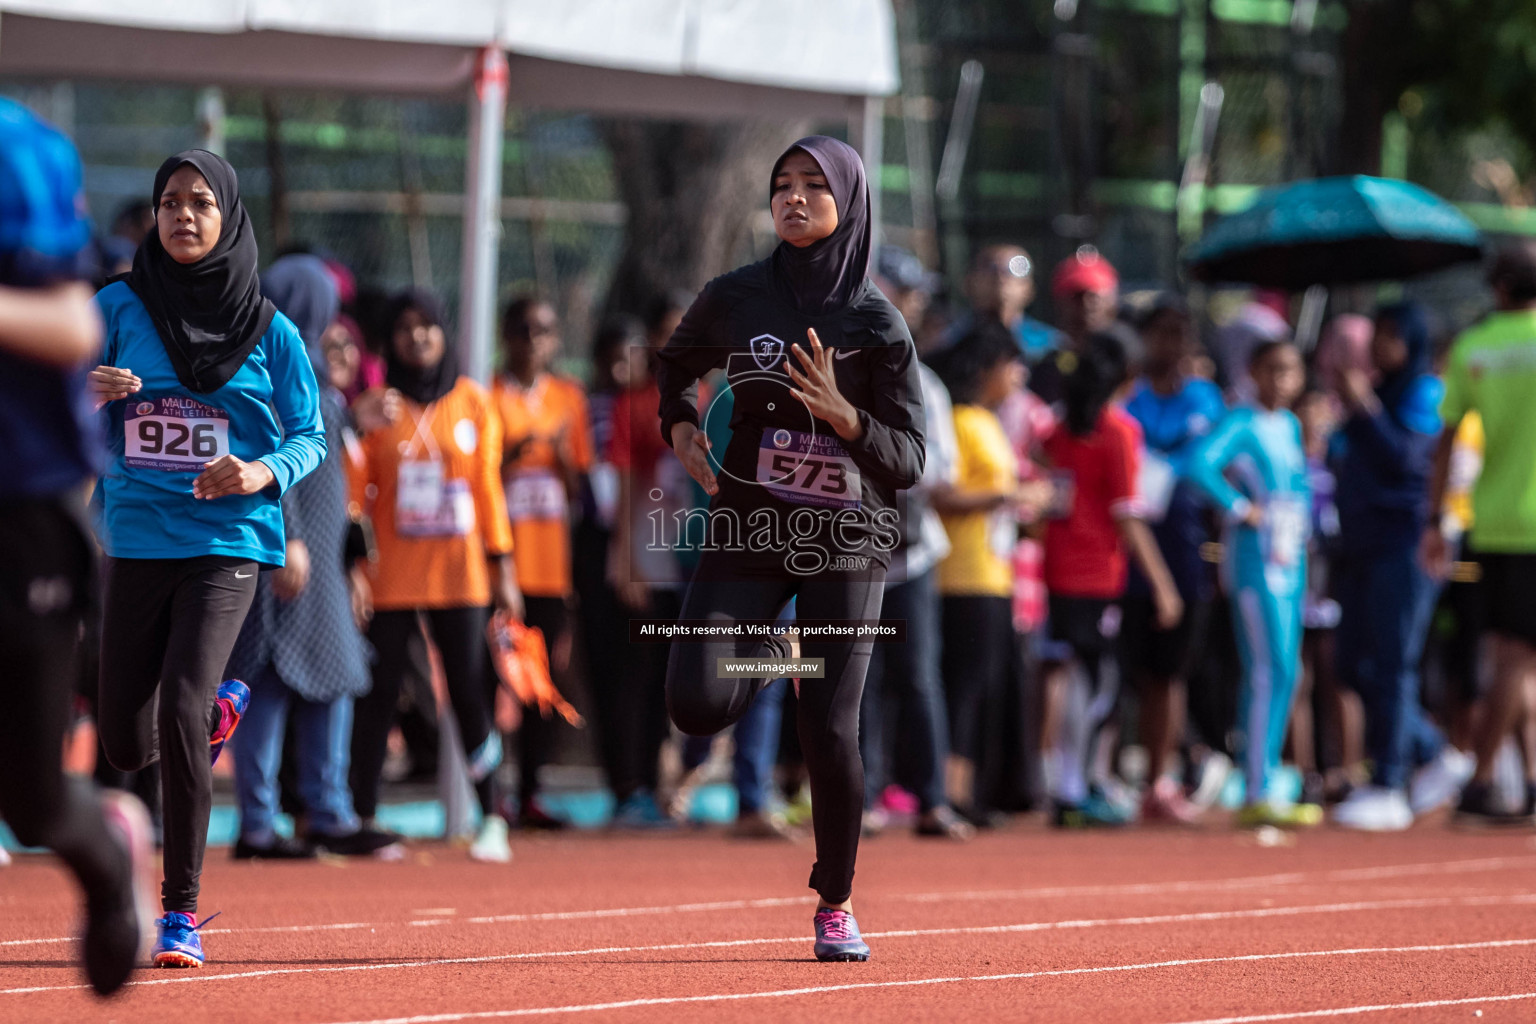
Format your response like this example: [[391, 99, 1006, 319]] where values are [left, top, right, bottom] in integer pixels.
[[771, 453, 848, 496]]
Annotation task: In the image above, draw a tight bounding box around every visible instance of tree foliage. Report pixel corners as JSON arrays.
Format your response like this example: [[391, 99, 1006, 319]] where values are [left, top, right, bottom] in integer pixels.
[[1341, 0, 1536, 176], [598, 119, 805, 319]]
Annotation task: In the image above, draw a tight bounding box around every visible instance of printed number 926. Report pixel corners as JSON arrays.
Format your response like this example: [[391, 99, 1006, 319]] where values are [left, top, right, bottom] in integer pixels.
[[138, 420, 219, 458]]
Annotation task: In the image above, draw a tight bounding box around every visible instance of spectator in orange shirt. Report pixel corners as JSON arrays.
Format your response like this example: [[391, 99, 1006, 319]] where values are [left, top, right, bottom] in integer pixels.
[[492, 296, 594, 829], [348, 289, 523, 863]]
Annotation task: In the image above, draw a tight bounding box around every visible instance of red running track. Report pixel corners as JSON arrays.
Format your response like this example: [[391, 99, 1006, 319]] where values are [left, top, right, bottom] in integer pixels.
[[5, 823, 1536, 1023]]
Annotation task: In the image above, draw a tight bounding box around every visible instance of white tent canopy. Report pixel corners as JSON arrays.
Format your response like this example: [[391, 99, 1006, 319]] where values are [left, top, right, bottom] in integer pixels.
[[0, 0, 897, 381], [0, 0, 897, 116]]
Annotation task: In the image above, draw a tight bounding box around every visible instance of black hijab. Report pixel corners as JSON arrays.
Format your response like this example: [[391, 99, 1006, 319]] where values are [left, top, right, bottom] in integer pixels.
[[383, 289, 460, 406], [127, 150, 275, 394], [769, 136, 872, 316]]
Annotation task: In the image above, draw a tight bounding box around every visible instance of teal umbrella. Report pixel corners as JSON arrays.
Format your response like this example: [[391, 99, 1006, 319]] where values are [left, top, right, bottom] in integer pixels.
[[1185, 176, 1483, 289]]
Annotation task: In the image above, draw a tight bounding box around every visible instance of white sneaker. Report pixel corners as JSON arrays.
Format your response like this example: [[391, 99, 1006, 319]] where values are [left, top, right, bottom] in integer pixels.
[[0, 844, 11, 867], [1332, 786, 1413, 832], [1493, 739, 1525, 814], [1091, 774, 1139, 817], [1189, 752, 1233, 810], [468, 815, 512, 863], [1409, 747, 1475, 815]]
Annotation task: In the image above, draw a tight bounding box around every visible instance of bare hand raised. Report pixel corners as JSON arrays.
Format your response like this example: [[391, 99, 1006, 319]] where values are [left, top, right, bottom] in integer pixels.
[[786, 328, 862, 442], [88, 365, 141, 409], [670, 421, 718, 497]]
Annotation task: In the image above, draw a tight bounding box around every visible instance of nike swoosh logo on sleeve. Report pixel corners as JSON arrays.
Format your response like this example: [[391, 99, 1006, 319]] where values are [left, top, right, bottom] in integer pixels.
[[235, 571, 253, 579], [834, 349, 859, 360]]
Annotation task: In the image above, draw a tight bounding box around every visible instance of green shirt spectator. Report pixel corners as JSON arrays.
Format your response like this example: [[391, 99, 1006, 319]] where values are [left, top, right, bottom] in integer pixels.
[[1440, 308, 1536, 551]]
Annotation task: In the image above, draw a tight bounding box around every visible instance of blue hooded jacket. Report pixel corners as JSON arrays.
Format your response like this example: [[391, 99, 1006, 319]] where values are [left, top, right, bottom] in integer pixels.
[[1335, 301, 1443, 555]]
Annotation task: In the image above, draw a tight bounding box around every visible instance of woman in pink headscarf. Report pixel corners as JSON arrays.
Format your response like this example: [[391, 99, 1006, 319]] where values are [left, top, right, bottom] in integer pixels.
[[1314, 314, 1375, 399]]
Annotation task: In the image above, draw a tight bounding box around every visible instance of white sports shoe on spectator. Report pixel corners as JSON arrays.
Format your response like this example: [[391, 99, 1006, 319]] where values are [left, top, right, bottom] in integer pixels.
[[1409, 747, 1475, 815], [1332, 786, 1413, 831], [468, 815, 512, 863], [1189, 752, 1233, 810]]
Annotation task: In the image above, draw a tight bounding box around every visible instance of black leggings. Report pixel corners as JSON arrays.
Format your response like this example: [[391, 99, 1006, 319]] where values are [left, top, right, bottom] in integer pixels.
[[98, 554, 257, 915], [666, 551, 885, 905], [515, 596, 568, 807], [0, 500, 128, 908], [574, 519, 676, 803], [940, 595, 1013, 811], [352, 606, 497, 819]]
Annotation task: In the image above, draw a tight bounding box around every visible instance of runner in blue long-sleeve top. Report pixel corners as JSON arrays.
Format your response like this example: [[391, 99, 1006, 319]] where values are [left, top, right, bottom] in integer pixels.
[[88, 150, 324, 968]]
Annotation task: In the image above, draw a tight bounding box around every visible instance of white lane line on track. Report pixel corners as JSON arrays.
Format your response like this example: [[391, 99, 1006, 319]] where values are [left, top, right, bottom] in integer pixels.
[[306, 941, 1536, 1024], [1165, 992, 1536, 1023], [432, 897, 807, 926], [6, 893, 1535, 997], [4, 853, 1533, 949], [418, 854, 1536, 927], [892, 854, 1536, 905], [0, 921, 378, 948]]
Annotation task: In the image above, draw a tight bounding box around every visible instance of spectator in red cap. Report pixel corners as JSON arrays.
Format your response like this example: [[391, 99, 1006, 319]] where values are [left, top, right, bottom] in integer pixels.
[[1052, 247, 1120, 347], [1030, 247, 1121, 409]]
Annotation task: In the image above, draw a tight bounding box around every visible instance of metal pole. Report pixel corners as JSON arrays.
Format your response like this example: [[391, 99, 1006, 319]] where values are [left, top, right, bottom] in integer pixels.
[[49, 81, 75, 135], [459, 45, 508, 385], [934, 60, 984, 205], [1295, 284, 1328, 353], [197, 87, 226, 156], [398, 107, 435, 291], [893, 0, 938, 266], [851, 96, 886, 250], [936, 60, 984, 291], [1177, 81, 1224, 242], [262, 94, 290, 252]]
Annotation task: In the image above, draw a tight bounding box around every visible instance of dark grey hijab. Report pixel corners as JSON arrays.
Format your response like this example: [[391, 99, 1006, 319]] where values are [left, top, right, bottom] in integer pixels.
[[769, 135, 872, 316], [261, 254, 339, 380]]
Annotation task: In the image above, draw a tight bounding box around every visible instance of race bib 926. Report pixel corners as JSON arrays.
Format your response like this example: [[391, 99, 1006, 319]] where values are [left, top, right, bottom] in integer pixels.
[[124, 396, 230, 472]]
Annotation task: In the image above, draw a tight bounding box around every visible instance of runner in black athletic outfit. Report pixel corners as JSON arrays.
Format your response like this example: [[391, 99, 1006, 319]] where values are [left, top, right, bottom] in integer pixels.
[[655, 136, 924, 962], [0, 96, 153, 998]]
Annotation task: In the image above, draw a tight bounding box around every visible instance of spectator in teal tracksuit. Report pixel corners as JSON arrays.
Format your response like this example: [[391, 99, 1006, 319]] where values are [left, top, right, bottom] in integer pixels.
[[1185, 340, 1317, 829]]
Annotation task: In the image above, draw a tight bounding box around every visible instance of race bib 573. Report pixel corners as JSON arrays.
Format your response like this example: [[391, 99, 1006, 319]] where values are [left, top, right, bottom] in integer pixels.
[[756, 428, 861, 510]]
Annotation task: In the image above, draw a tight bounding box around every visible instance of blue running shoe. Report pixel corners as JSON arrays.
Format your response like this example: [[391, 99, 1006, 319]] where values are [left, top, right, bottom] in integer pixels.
[[609, 790, 676, 830], [209, 680, 250, 767], [1051, 786, 1136, 829], [465, 732, 503, 783], [1083, 784, 1137, 825], [813, 908, 870, 962], [153, 911, 218, 968]]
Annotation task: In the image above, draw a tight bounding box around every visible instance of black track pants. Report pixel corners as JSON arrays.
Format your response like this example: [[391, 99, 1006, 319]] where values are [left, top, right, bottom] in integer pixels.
[[665, 551, 885, 905], [0, 499, 129, 908], [98, 554, 257, 914], [352, 606, 497, 818]]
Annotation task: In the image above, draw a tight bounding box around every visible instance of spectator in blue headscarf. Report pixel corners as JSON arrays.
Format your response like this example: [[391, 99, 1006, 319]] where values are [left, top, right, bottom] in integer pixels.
[[1330, 301, 1470, 830], [225, 253, 399, 858]]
